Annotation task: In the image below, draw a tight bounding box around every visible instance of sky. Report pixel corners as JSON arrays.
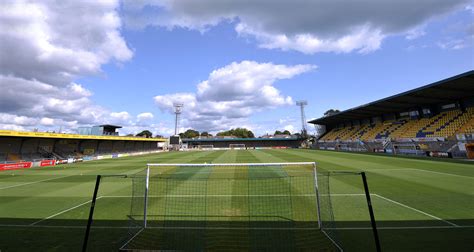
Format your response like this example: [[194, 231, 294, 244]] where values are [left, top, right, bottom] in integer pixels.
[[0, 0, 473, 137]]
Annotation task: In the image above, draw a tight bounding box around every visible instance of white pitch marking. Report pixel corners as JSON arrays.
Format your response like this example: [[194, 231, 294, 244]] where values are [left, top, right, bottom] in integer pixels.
[[407, 168, 474, 179], [101, 193, 364, 198], [360, 168, 474, 179], [29, 196, 103, 226], [120, 228, 144, 250], [1, 224, 473, 230], [0, 175, 76, 190], [326, 225, 474, 230], [373, 194, 459, 227]]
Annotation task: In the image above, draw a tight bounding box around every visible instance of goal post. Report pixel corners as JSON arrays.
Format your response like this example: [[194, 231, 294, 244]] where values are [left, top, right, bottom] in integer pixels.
[[229, 143, 246, 149], [119, 162, 346, 251], [198, 144, 214, 150], [82, 163, 380, 251]]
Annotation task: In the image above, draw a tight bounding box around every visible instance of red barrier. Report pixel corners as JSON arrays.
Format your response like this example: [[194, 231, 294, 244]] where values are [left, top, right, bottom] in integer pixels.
[[0, 162, 33, 171], [40, 160, 56, 167]]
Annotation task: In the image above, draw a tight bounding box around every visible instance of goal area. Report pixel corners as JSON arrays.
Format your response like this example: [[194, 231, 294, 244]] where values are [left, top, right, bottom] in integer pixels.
[[229, 143, 245, 149], [82, 163, 381, 251]]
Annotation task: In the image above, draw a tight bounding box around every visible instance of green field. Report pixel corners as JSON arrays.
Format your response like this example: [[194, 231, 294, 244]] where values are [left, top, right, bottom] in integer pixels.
[[0, 149, 473, 251]]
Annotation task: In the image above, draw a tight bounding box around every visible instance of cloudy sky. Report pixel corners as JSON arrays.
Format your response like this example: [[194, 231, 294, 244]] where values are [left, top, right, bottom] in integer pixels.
[[0, 0, 473, 136]]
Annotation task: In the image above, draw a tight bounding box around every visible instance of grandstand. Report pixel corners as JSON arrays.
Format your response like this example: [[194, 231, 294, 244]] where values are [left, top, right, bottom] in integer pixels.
[[310, 71, 474, 158], [0, 129, 166, 169], [183, 136, 303, 149]]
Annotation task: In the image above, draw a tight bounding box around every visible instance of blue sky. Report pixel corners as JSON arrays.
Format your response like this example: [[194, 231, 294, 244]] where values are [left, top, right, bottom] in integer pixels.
[[1, 1, 473, 136]]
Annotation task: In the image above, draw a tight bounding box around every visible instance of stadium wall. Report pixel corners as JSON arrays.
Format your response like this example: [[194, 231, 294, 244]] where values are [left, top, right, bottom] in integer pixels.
[[183, 138, 303, 149]]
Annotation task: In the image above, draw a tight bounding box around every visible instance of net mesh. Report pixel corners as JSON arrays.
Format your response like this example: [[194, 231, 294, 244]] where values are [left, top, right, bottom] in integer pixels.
[[121, 163, 340, 251], [229, 144, 246, 149]]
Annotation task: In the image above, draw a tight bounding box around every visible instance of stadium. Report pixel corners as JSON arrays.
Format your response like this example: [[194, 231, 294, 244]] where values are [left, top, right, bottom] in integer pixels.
[[1, 1, 473, 252], [1, 71, 472, 251]]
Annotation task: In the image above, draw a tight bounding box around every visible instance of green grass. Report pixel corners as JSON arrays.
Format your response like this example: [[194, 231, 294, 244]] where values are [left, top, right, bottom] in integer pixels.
[[0, 149, 473, 251]]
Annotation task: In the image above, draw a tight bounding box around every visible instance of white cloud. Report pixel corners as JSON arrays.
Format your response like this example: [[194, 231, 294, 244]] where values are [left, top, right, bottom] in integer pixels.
[[110, 111, 130, 121], [405, 27, 427, 40], [0, 1, 135, 132], [154, 61, 315, 132], [437, 39, 467, 50], [137, 112, 154, 121], [40, 117, 55, 126], [123, 0, 470, 54], [283, 124, 295, 134]]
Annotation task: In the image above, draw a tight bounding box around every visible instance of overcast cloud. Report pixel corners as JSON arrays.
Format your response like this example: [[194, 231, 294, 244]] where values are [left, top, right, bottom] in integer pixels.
[[123, 0, 470, 54], [0, 1, 147, 132]]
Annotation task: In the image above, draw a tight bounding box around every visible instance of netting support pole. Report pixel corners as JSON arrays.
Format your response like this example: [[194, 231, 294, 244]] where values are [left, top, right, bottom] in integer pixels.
[[313, 165, 322, 229], [82, 175, 101, 252], [361, 172, 381, 252], [143, 166, 150, 228]]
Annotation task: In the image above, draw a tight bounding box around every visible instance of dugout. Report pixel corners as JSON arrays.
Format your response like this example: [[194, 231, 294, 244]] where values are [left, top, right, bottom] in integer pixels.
[[466, 143, 474, 159]]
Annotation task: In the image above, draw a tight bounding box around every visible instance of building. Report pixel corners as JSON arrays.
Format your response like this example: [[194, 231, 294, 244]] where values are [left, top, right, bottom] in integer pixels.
[[309, 70, 474, 158]]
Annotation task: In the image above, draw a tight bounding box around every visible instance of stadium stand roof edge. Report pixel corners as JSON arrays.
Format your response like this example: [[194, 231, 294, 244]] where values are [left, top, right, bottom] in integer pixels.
[[0, 130, 166, 141], [308, 70, 474, 125], [183, 137, 299, 142]]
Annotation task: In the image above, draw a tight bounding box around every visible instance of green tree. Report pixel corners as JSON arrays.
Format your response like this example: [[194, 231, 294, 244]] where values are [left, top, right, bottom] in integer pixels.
[[274, 130, 282, 135], [136, 130, 153, 138], [282, 130, 291, 135], [217, 128, 254, 138], [179, 129, 200, 138], [201, 131, 212, 137], [324, 109, 340, 116]]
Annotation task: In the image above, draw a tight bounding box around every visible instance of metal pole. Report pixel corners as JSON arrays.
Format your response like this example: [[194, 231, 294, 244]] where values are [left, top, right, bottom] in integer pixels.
[[313, 165, 322, 229], [143, 167, 150, 228], [82, 175, 102, 252], [361, 172, 382, 252], [174, 113, 178, 135]]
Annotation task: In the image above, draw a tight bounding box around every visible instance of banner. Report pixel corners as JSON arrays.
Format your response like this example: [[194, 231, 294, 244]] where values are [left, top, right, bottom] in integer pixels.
[[40, 160, 56, 167], [0, 162, 33, 171], [55, 159, 68, 165], [427, 151, 452, 158]]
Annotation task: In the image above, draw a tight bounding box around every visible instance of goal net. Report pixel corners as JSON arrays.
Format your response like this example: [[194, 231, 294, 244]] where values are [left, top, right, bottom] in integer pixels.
[[119, 162, 342, 251], [229, 143, 246, 149], [82, 165, 380, 251], [198, 144, 214, 150]]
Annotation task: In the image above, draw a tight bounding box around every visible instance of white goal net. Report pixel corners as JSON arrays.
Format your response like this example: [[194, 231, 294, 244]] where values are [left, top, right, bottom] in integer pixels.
[[229, 143, 246, 149], [198, 145, 214, 150]]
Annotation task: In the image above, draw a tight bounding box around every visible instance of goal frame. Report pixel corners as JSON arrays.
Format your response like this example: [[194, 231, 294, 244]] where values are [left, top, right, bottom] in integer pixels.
[[198, 144, 214, 150], [229, 143, 246, 149], [82, 162, 382, 252], [143, 162, 322, 229]]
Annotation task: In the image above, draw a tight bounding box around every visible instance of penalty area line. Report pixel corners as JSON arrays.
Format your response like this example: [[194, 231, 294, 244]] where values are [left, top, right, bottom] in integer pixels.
[[373, 194, 459, 227], [29, 196, 103, 226], [0, 175, 76, 190]]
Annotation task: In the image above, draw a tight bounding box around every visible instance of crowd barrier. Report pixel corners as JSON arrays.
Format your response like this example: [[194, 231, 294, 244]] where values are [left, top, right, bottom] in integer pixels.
[[0, 150, 164, 172]]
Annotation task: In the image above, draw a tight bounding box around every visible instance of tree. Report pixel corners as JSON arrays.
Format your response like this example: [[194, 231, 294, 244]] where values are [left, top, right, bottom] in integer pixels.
[[201, 131, 212, 137], [274, 130, 291, 135], [179, 129, 200, 138], [282, 130, 291, 135], [136, 130, 153, 138], [216, 128, 255, 138], [324, 109, 340, 116]]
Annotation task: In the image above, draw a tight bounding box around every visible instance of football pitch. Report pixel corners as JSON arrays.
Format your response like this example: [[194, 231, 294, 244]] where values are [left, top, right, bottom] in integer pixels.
[[0, 149, 473, 251]]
